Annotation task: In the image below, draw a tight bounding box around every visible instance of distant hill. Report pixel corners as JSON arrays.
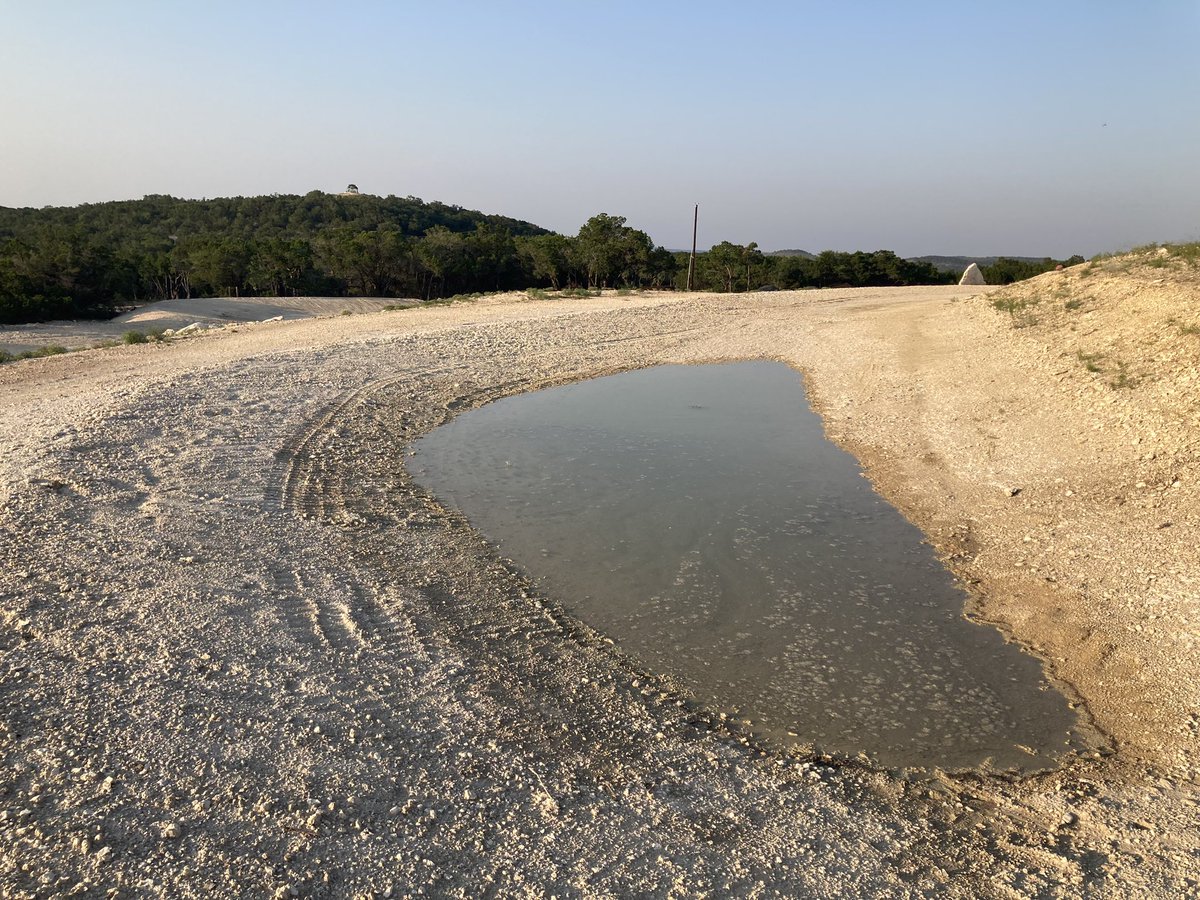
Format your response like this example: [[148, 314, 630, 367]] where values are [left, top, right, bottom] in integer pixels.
[[765, 251, 1053, 270], [907, 255, 1051, 274], [0, 192, 555, 322], [0, 191, 551, 244]]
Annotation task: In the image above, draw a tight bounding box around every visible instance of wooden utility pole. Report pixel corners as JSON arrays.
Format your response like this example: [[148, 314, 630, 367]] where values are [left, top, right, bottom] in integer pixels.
[[686, 204, 698, 291]]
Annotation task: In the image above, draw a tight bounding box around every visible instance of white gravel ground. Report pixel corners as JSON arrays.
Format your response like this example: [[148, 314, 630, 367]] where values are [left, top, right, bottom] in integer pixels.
[[1, 284, 1197, 898]]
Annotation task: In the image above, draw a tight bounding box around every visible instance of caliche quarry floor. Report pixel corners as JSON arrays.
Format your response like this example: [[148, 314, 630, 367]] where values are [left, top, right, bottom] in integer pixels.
[[1, 285, 1197, 898]]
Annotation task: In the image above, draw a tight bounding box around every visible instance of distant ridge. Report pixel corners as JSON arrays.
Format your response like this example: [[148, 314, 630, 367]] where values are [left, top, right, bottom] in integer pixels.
[[908, 255, 1049, 274], [762, 251, 1049, 270]]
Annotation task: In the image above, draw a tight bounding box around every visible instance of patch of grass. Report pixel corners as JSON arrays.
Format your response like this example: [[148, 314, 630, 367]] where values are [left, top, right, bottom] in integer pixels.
[[616, 287, 635, 296], [1167, 241, 1200, 266], [990, 293, 1040, 327], [419, 292, 485, 306], [22, 345, 68, 358], [0, 344, 72, 364], [1076, 350, 1104, 373], [1088, 241, 1200, 271], [525, 288, 551, 301], [561, 287, 600, 298], [341, 309, 352, 316], [1170, 317, 1200, 336], [1108, 361, 1138, 390], [122, 328, 166, 343]]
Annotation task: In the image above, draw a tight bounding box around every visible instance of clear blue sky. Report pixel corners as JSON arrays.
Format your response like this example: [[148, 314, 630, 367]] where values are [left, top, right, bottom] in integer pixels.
[[2, 1, 1197, 256]]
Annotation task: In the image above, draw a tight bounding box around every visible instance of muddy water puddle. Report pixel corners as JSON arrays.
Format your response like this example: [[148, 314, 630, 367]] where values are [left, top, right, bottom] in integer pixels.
[[408, 362, 1089, 771]]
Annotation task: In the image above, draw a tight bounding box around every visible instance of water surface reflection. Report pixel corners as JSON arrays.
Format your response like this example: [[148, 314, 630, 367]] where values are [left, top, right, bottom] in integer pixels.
[[409, 362, 1086, 770]]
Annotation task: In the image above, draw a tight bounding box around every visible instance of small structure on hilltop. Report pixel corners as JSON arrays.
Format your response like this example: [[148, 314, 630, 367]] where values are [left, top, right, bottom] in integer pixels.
[[339, 184, 361, 197], [959, 262, 986, 285]]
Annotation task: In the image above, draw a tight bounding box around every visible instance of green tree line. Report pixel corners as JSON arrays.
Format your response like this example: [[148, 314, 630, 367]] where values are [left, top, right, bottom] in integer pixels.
[[981, 256, 1085, 284], [685, 245, 957, 292], [0, 195, 692, 323], [1, 191, 1061, 325]]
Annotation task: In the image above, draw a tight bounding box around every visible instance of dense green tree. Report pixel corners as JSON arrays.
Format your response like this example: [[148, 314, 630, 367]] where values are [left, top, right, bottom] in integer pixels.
[[318, 228, 410, 296], [575, 213, 630, 288], [643, 246, 679, 289], [464, 224, 520, 291], [248, 238, 318, 297], [703, 241, 747, 292], [572, 214, 665, 289], [415, 227, 468, 299], [517, 234, 574, 289], [189, 238, 253, 297]]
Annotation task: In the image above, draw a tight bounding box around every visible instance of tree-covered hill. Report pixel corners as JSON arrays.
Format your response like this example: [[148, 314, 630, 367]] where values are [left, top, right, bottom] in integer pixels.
[[2, 190, 1055, 325], [0, 192, 554, 322], [0, 192, 549, 245]]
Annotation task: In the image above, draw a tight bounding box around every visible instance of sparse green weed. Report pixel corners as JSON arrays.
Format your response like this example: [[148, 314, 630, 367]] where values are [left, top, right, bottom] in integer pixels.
[[1169, 242, 1200, 266], [1108, 361, 1138, 390], [123, 330, 148, 344], [0, 345, 72, 365], [990, 293, 1040, 327], [1089, 241, 1200, 270], [23, 345, 68, 358], [526, 288, 551, 301], [1076, 350, 1104, 373]]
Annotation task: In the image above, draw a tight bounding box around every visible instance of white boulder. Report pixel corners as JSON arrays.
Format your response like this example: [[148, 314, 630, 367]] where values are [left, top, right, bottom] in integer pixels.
[[959, 263, 986, 285]]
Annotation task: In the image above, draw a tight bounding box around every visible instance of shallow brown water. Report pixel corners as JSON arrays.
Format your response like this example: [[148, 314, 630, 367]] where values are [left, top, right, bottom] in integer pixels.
[[409, 361, 1088, 771]]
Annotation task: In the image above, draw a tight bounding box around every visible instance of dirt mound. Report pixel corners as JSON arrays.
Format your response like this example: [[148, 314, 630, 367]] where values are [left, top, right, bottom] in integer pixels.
[[116, 296, 409, 330], [984, 245, 1200, 433], [0, 296, 414, 355]]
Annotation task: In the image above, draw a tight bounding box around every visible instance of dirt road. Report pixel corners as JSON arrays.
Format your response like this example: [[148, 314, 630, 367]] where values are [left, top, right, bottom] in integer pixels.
[[1, 282, 1196, 897]]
